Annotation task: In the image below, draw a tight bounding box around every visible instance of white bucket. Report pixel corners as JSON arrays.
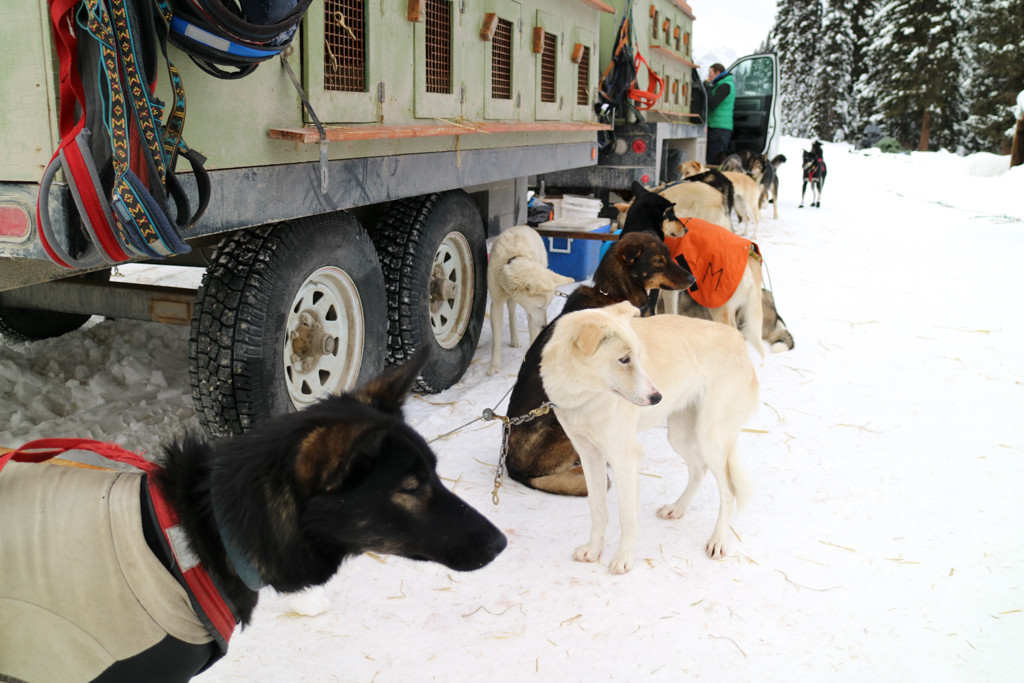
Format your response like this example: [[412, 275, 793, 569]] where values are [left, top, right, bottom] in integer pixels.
[[560, 195, 603, 218]]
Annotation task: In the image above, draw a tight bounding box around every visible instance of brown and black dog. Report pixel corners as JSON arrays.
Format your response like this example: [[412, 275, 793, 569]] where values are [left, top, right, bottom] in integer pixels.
[[504, 232, 695, 496]]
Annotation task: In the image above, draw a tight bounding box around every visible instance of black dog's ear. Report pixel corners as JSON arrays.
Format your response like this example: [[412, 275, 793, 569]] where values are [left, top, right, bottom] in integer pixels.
[[296, 420, 392, 494], [355, 349, 430, 414], [631, 180, 649, 197]]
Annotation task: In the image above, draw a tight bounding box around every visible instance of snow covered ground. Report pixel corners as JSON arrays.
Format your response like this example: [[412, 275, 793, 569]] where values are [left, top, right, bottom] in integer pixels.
[[2, 137, 1023, 681]]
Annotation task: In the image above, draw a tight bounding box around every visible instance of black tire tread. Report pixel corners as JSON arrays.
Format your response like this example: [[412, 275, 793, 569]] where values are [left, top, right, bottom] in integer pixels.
[[190, 215, 387, 436], [189, 225, 275, 436], [370, 192, 486, 394]]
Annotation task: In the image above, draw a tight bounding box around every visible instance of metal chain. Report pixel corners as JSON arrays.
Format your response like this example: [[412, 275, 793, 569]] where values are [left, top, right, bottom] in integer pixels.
[[424, 385, 555, 505], [482, 402, 555, 505]]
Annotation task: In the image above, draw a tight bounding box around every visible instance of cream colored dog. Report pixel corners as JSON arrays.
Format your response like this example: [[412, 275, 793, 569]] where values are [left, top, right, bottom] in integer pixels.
[[487, 226, 574, 375], [679, 161, 761, 237], [540, 302, 759, 574]]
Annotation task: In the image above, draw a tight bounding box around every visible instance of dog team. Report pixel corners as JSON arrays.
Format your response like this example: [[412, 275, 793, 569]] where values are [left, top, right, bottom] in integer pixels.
[[0, 146, 816, 681]]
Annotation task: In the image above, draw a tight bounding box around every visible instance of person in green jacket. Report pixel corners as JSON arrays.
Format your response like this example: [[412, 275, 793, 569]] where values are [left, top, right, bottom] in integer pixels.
[[705, 63, 735, 165]]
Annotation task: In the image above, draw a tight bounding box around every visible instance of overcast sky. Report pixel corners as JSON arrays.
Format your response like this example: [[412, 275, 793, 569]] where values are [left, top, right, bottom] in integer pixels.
[[691, 1, 779, 56]]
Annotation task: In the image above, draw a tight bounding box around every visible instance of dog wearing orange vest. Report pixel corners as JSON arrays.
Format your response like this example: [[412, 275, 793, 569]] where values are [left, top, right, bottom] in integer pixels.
[[624, 186, 765, 358]]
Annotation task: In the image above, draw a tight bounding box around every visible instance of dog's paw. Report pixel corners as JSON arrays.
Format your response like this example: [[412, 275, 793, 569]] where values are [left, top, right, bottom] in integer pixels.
[[657, 503, 686, 520], [705, 533, 729, 559], [573, 543, 602, 563], [486, 365, 500, 376], [608, 550, 635, 574], [509, 339, 521, 348]]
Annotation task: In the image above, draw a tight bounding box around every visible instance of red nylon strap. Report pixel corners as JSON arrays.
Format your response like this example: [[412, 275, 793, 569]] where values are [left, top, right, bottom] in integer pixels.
[[62, 141, 130, 262], [627, 52, 664, 111], [0, 438, 155, 473], [0, 438, 238, 645], [50, 0, 86, 139], [37, 0, 93, 268], [147, 486, 238, 644]]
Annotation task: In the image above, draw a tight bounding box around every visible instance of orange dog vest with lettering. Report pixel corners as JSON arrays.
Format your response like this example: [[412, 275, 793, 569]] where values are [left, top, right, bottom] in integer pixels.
[[663, 218, 760, 309]]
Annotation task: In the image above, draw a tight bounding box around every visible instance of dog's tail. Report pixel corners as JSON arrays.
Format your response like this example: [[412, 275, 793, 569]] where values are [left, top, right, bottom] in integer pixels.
[[771, 154, 787, 168]]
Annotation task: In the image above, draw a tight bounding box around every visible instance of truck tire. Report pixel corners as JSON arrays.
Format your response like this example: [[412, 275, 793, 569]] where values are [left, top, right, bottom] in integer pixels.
[[372, 191, 487, 394], [190, 213, 387, 436], [0, 269, 111, 341]]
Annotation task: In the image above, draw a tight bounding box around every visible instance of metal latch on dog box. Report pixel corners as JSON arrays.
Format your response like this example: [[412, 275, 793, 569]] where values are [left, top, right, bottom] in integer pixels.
[[280, 50, 329, 194]]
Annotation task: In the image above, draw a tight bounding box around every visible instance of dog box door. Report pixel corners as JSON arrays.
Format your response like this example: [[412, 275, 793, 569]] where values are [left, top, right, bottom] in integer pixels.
[[726, 53, 780, 160]]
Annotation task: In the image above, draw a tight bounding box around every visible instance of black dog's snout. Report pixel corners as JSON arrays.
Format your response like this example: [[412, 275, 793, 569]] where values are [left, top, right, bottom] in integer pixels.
[[488, 530, 509, 557]]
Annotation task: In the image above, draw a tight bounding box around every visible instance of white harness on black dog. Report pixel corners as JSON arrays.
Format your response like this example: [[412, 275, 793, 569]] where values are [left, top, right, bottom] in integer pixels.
[[0, 439, 238, 682]]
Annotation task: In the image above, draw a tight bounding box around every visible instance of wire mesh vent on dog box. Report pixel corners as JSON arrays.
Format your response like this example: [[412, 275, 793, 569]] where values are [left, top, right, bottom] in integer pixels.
[[324, 0, 366, 92], [491, 18, 513, 100], [540, 32, 556, 103], [576, 45, 590, 106], [425, 0, 452, 94]]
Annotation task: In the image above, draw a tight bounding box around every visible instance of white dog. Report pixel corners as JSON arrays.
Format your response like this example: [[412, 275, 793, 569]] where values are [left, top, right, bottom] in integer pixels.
[[487, 226, 574, 375], [540, 302, 759, 573]]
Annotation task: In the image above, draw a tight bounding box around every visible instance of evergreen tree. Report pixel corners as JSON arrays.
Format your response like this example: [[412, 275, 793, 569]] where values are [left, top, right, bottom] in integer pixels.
[[965, 0, 1024, 153], [849, 0, 879, 128], [771, 0, 824, 137], [862, 0, 968, 150], [812, 0, 857, 141]]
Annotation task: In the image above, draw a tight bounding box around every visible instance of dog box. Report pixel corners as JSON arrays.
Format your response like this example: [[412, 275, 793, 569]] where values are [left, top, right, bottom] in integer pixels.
[[540, 217, 612, 281]]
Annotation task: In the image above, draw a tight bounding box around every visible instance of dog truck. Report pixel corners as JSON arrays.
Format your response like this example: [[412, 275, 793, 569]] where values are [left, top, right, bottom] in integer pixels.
[[0, 0, 778, 437]]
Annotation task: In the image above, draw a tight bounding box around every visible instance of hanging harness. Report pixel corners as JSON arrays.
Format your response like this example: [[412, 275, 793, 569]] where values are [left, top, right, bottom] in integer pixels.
[[37, 0, 313, 269], [38, 0, 210, 268], [597, 0, 663, 127], [0, 439, 239, 653], [168, 0, 314, 79]]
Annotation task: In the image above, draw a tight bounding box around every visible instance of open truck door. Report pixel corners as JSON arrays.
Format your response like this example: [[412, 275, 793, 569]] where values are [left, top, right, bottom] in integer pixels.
[[727, 53, 780, 159]]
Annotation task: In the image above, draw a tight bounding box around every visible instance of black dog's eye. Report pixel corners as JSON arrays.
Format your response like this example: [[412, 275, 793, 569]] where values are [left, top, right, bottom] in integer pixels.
[[397, 475, 423, 495]]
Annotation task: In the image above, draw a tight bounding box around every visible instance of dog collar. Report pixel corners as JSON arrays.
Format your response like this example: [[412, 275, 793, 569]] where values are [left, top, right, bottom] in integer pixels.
[[210, 490, 268, 591]]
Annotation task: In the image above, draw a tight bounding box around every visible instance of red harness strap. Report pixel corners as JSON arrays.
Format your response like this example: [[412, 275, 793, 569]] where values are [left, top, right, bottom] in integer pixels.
[[0, 439, 238, 649], [627, 51, 664, 110]]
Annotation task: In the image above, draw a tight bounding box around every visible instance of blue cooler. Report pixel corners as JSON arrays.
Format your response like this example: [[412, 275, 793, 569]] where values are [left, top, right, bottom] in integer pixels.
[[541, 217, 612, 281]]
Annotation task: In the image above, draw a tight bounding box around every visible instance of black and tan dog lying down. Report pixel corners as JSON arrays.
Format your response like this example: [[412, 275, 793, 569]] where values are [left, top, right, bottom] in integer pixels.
[[0, 354, 505, 683], [505, 232, 696, 496]]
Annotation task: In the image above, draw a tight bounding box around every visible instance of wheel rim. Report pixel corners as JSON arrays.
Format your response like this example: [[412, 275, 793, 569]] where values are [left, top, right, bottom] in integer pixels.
[[283, 266, 364, 408], [428, 231, 474, 350]]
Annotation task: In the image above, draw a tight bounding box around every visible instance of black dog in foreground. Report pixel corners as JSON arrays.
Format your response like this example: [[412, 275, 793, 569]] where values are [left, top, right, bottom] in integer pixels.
[[800, 141, 826, 208], [0, 353, 505, 682]]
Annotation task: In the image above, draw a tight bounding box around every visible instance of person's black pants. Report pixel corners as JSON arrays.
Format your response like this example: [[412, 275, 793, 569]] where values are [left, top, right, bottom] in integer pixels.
[[707, 127, 733, 165]]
